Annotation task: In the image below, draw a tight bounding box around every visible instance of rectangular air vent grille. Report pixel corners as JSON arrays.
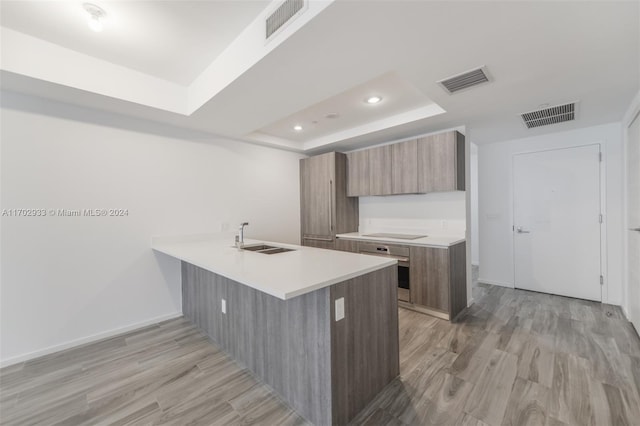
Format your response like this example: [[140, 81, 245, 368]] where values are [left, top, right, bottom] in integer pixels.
[[438, 67, 490, 93], [521, 103, 576, 128], [266, 0, 304, 39]]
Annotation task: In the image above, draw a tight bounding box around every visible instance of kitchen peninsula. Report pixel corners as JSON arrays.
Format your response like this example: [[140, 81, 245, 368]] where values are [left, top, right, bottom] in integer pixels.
[[152, 234, 399, 425]]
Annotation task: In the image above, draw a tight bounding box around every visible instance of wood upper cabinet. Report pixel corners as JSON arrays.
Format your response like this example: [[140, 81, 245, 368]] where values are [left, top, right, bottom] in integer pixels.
[[343, 130, 464, 197], [300, 152, 359, 247], [417, 131, 465, 192], [392, 139, 419, 194], [347, 150, 370, 197], [368, 145, 393, 196]]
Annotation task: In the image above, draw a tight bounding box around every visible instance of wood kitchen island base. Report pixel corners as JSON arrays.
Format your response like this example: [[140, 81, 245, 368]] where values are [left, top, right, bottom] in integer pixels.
[[182, 262, 399, 425]]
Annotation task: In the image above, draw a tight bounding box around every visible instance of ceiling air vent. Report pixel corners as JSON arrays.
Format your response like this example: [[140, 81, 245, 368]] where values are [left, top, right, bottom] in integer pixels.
[[266, 0, 305, 40], [520, 102, 576, 128], [438, 66, 490, 94]]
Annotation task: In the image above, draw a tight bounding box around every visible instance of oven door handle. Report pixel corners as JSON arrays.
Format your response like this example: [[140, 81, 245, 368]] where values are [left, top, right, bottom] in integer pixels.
[[397, 260, 410, 268]]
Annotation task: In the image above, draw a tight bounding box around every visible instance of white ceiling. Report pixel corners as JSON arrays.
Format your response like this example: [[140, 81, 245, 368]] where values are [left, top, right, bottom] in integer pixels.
[[252, 72, 443, 145], [0, 0, 270, 85], [1, 1, 638, 152]]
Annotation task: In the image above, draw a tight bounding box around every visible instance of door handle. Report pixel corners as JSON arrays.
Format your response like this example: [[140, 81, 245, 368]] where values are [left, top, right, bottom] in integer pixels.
[[516, 226, 530, 234], [630, 227, 640, 232]]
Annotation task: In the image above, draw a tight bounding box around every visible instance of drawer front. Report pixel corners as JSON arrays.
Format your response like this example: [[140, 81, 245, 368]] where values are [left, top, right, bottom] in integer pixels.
[[358, 241, 410, 258]]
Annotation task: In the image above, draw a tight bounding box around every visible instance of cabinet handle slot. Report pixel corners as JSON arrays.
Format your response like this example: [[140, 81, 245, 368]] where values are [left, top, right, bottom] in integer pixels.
[[304, 236, 334, 242], [329, 180, 333, 232]]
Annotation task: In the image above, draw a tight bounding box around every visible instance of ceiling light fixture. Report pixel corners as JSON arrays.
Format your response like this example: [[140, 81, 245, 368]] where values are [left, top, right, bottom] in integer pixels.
[[83, 3, 107, 33], [366, 96, 382, 104], [293, 125, 303, 131]]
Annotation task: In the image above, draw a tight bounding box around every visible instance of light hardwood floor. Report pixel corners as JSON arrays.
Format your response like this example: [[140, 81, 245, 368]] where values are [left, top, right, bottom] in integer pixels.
[[2, 274, 639, 425]]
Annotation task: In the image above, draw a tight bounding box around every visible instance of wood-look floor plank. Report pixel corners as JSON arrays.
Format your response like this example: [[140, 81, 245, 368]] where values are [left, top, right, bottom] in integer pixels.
[[462, 349, 518, 425], [455, 412, 491, 426], [2, 267, 639, 426], [414, 373, 474, 425], [500, 377, 550, 426], [517, 338, 555, 388], [550, 352, 594, 425], [546, 416, 570, 426], [449, 331, 500, 384]]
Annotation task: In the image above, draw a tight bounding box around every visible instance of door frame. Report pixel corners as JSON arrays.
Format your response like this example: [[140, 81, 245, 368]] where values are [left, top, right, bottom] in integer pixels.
[[511, 143, 607, 302], [623, 94, 640, 323]]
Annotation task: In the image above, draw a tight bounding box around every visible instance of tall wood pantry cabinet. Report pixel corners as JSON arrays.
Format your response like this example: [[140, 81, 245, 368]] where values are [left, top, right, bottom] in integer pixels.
[[300, 152, 359, 249]]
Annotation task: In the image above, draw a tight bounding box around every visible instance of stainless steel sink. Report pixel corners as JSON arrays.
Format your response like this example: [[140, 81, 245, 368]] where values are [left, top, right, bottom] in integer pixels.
[[240, 244, 295, 254], [241, 244, 275, 251]]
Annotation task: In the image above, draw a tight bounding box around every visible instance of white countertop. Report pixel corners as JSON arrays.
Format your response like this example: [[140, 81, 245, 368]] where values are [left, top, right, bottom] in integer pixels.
[[152, 234, 396, 300], [336, 232, 465, 248]]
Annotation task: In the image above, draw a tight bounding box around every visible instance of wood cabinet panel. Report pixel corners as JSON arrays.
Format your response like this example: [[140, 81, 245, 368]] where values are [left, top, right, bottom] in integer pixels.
[[368, 145, 393, 195], [456, 132, 465, 191], [184, 262, 398, 425], [449, 242, 468, 321], [333, 153, 360, 235], [300, 152, 358, 242], [330, 266, 399, 424], [182, 262, 332, 425], [300, 153, 333, 238], [347, 150, 370, 197], [410, 246, 450, 312], [302, 238, 335, 250], [343, 131, 464, 197], [392, 139, 419, 194], [417, 131, 465, 192], [335, 238, 359, 253]]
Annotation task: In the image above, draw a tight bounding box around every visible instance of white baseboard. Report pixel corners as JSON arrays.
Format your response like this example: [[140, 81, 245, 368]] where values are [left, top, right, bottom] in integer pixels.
[[621, 304, 631, 321], [477, 277, 514, 288], [0, 311, 182, 368]]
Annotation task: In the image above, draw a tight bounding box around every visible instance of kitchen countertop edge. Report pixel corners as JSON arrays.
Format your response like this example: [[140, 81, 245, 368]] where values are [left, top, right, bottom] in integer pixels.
[[336, 233, 466, 248], [152, 235, 397, 301]]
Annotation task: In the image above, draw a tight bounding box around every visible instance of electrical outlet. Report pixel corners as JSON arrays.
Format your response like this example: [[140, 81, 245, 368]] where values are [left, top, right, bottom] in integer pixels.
[[221, 299, 226, 314], [335, 297, 345, 321]]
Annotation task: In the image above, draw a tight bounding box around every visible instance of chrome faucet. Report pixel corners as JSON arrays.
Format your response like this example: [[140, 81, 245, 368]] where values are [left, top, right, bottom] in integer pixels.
[[236, 222, 249, 248]]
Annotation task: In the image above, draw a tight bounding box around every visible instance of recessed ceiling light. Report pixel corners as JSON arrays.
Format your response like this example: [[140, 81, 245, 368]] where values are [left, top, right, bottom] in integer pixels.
[[83, 3, 107, 33], [293, 125, 303, 131], [365, 96, 382, 104]]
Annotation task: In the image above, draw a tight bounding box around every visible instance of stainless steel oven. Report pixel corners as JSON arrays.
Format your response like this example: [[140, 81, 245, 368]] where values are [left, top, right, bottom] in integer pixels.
[[358, 242, 411, 302]]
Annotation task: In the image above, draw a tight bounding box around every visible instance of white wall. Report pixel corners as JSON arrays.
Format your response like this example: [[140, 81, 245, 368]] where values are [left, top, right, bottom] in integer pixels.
[[470, 143, 479, 265], [0, 92, 304, 366], [358, 192, 466, 236], [478, 122, 624, 305]]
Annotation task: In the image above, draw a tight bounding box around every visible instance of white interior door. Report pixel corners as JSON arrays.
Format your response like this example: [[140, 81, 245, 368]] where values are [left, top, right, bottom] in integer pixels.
[[627, 112, 640, 330], [513, 145, 601, 301]]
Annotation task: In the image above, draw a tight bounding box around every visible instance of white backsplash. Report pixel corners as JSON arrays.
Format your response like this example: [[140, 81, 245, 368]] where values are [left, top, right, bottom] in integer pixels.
[[358, 192, 466, 237]]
